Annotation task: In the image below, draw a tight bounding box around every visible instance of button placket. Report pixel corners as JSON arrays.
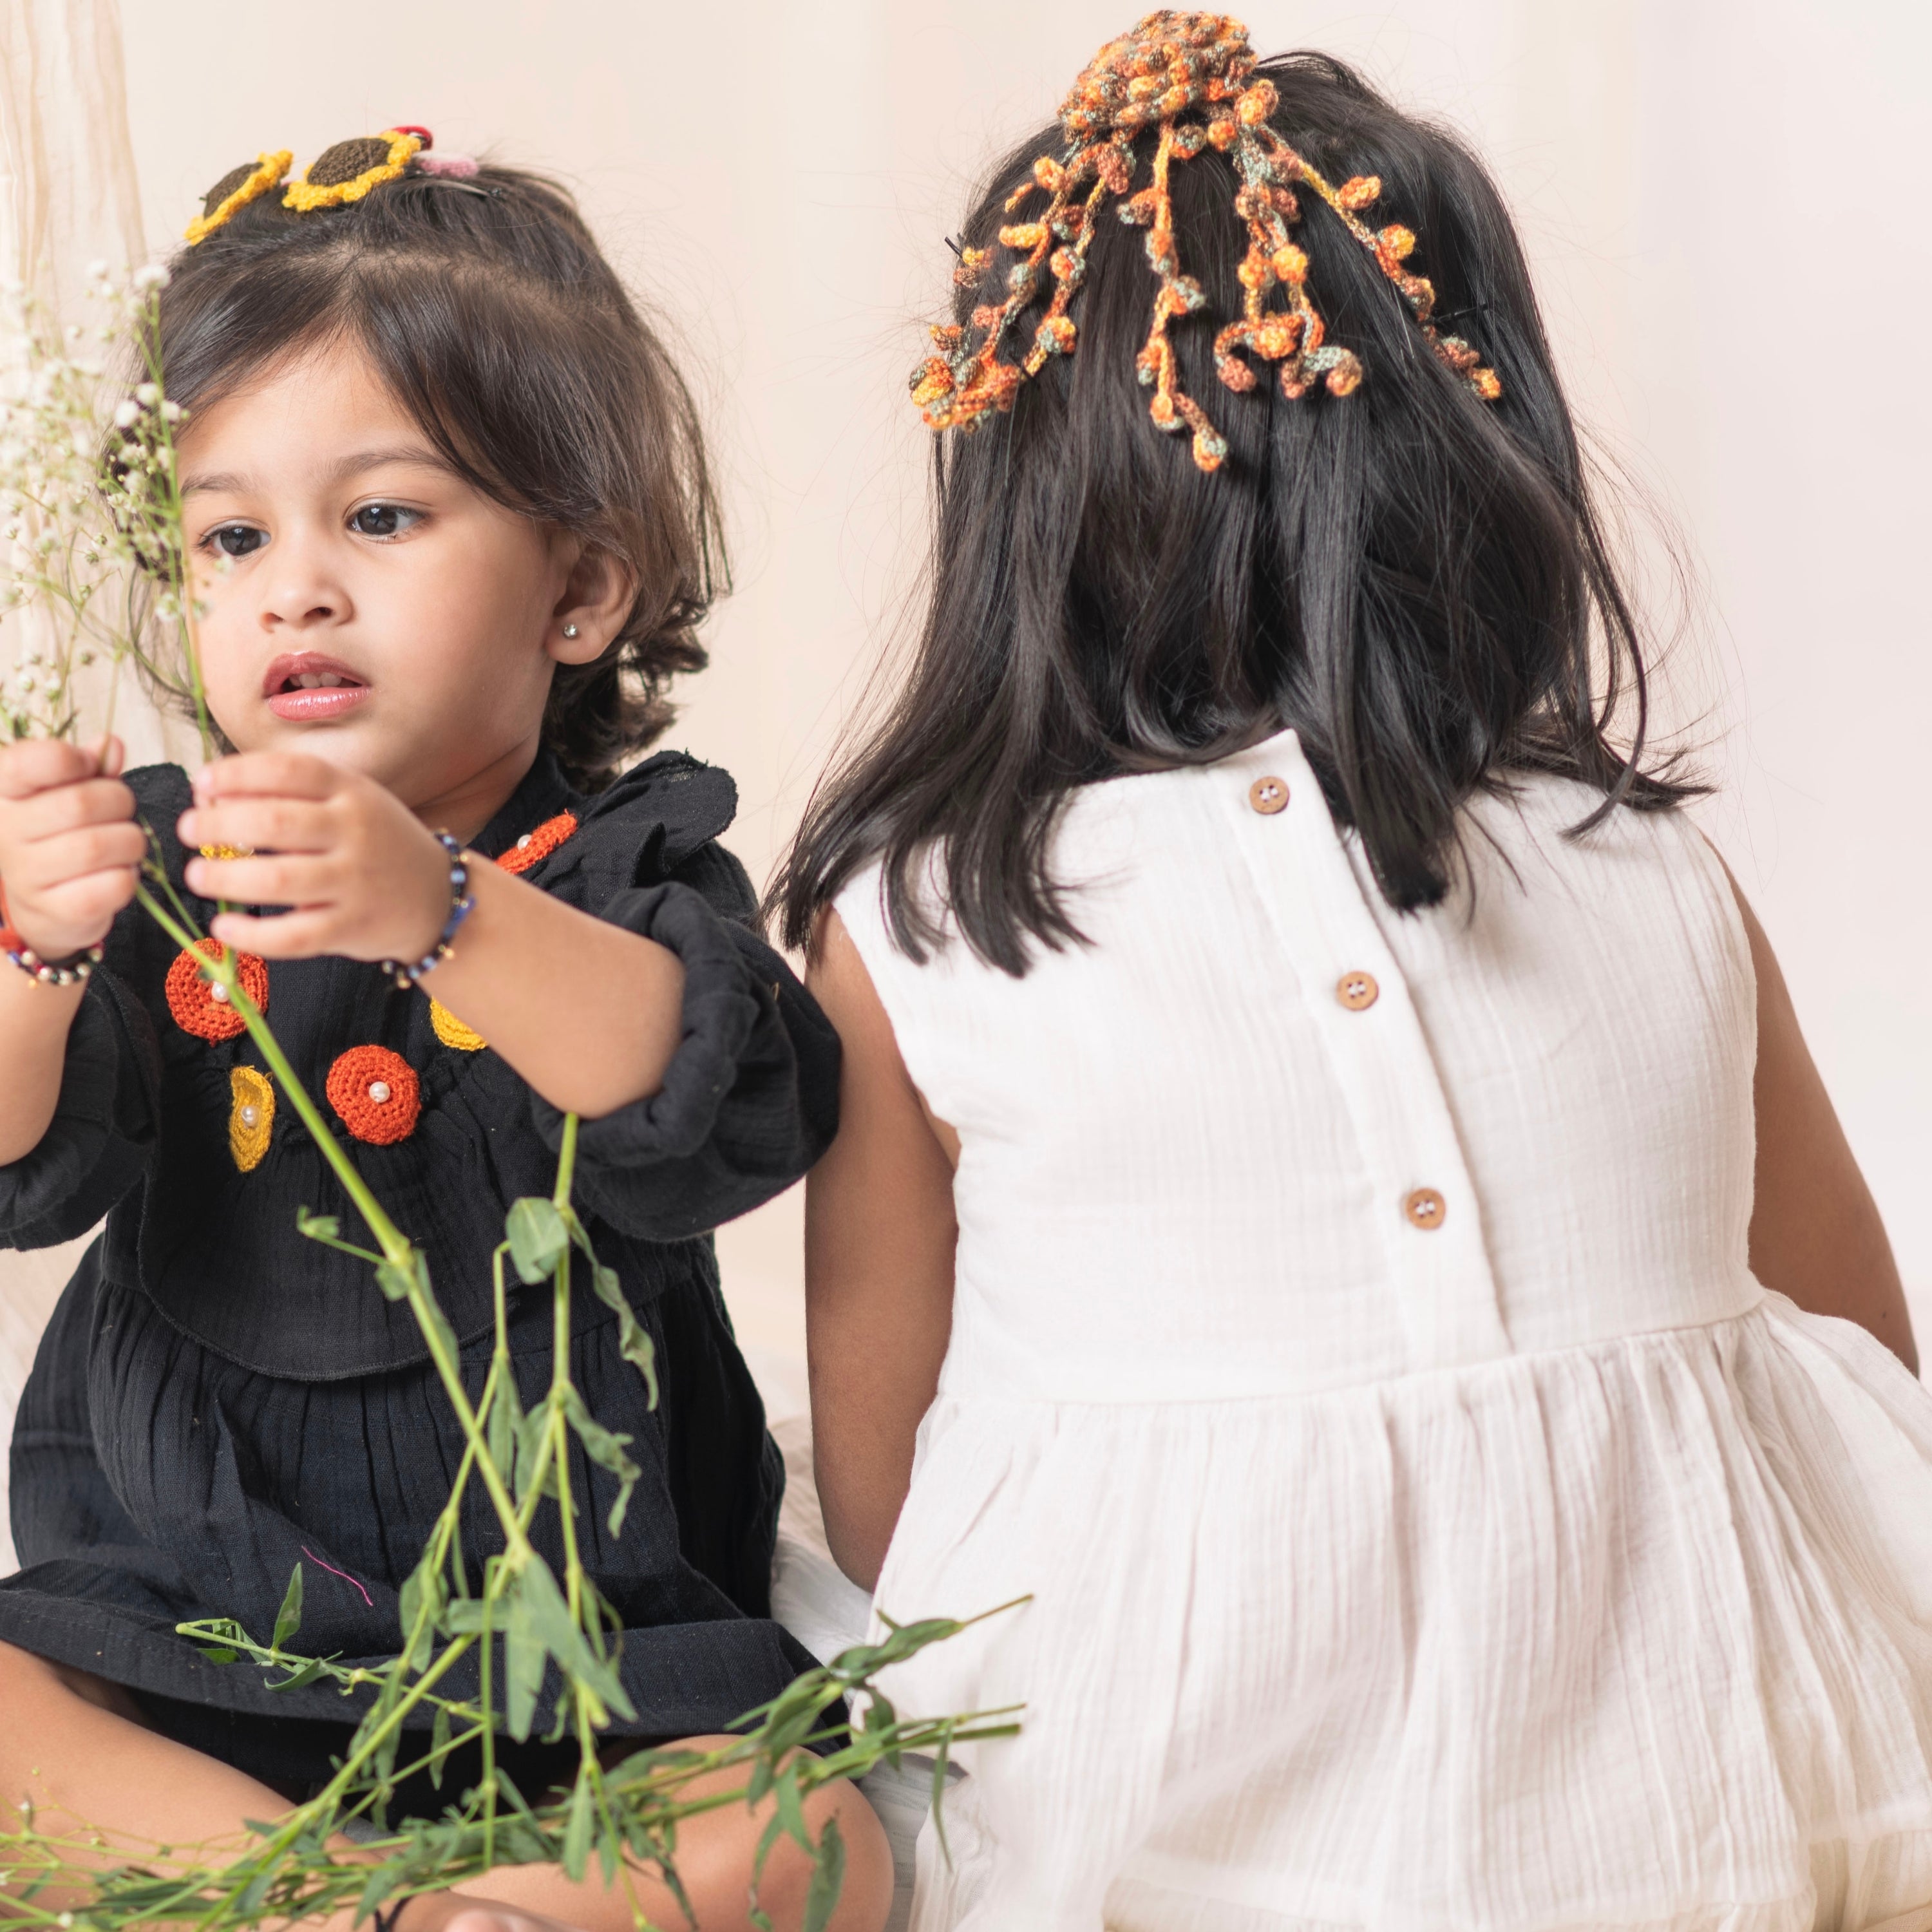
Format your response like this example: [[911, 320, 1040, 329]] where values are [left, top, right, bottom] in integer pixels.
[[1224, 733, 1508, 1369]]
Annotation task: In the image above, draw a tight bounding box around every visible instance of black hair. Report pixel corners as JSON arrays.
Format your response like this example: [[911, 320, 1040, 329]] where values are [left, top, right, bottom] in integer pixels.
[[770, 52, 1696, 972], [155, 156, 722, 791]]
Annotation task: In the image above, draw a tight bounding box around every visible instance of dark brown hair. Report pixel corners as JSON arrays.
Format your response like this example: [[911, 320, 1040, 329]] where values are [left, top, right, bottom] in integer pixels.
[[771, 53, 1695, 972], [155, 160, 723, 790]]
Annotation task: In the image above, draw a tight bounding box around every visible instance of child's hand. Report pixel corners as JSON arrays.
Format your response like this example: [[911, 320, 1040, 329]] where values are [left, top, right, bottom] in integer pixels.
[[0, 737, 143, 960], [178, 752, 454, 964]]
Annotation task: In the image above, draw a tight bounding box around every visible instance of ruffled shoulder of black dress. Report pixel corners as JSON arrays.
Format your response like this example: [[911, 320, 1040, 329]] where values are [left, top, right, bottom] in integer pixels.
[[473, 752, 739, 916]]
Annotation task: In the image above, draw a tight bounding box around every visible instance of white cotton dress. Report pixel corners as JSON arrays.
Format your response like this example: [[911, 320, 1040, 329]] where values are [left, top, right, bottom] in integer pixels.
[[833, 726, 1932, 1932]]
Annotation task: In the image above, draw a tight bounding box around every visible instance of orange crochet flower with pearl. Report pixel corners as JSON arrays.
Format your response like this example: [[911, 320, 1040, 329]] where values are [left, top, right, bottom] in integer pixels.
[[165, 940, 269, 1043], [326, 1045, 421, 1146], [496, 811, 578, 876]]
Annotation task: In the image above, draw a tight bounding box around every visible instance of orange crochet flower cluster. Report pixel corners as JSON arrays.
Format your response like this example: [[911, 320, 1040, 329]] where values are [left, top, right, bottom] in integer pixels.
[[909, 10, 1501, 474], [495, 811, 578, 877], [165, 938, 270, 1043], [326, 1045, 421, 1146]]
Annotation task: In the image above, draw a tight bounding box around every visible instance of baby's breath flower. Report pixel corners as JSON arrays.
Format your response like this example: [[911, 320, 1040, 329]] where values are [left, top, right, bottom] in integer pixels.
[[112, 397, 140, 428], [131, 262, 170, 292], [135, 381, 160, 406]]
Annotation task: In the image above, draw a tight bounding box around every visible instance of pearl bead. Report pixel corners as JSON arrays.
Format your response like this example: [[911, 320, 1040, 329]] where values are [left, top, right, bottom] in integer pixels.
[[240, 1105, 258, 1126], [210, 983, 230, 1003], [368, 1080, 392, 1103], [517, 833, 533, 849]]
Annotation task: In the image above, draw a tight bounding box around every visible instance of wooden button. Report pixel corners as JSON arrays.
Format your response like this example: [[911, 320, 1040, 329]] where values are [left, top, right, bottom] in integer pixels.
[[1404, 1188, 1446, 1230], [1337, 971, 1379, 1011], [1248, 776, 1289, 815]]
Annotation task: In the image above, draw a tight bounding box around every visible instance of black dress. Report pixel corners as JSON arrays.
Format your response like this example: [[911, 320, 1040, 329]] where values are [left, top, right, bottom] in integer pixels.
[[0, 749, 840, 1795]]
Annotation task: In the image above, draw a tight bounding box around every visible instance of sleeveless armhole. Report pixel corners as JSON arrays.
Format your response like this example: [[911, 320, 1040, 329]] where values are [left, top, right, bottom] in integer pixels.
[[831, 858, 961, 1128], [1681, 819, 1761, 1056]]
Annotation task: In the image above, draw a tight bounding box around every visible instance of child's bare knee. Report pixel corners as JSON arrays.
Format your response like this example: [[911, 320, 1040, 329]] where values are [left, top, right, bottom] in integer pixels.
[[663, 1743, 893, 1932]]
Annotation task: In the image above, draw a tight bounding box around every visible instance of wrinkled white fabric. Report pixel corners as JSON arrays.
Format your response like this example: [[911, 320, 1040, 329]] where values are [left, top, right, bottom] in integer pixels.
[[836, 726, 1932, 1932]]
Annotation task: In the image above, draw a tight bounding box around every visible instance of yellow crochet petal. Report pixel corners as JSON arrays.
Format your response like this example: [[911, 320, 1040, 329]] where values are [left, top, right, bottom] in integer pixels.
[[283, 131, 423, 213], [184, 151, 293, 245], [229, 1065, 275, 1173], [430, 998, 487, 1052]]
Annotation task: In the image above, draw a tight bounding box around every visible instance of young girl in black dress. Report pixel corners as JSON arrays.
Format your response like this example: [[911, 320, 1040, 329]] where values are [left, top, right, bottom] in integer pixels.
[[0, 137, 889, 1931]]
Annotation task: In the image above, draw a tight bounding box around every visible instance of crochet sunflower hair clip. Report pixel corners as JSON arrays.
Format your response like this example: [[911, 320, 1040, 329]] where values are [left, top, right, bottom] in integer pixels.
[[184, 125, 483, 245], [909, 9, 1502, 475]]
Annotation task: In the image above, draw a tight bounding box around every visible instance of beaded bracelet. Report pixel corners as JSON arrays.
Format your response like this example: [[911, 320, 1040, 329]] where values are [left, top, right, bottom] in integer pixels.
[[1, 927, 104, 988], [379, 831, 474, 990]]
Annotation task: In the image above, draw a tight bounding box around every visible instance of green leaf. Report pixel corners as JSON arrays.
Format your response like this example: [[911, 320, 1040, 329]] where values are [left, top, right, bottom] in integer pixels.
[[295, 1206, 341, 1242], [502, 1580, 546, 1743], [486, 1363, 525, 1493], [374, 1259, 417, 1303], [563, 1387, 642, 1537], [516, 1554, 636, 1725], [272, 1562, 304, 1651], [589, 1262, 659, 1408], [267, 1657, 330, 1692], [193, 1645, 241, 1665], [397, 1549, 444, 1671], [560, 1767, 594, 1882], [441, 1596, 488, 1636], [505, 1197, 568, 1285], [515, 1405, 558, 1504], [430, 1703, 451, 1790], [773, 1763, 810, 1851], [801, 1814, 847, 1932], [929, 1739, 954, 1866]]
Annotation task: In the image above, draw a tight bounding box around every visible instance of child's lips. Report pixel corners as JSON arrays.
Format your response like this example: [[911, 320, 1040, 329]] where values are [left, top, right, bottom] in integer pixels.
[[261, 651, 370, 722], [267, 684, 370, 721]]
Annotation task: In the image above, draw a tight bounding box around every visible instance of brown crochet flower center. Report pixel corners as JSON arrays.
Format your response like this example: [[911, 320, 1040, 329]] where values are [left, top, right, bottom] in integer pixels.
[[307, 138, 396, 188], [202, 163, 258, 216]]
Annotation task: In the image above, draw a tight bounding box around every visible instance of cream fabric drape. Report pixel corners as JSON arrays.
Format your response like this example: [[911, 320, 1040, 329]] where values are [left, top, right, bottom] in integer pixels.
[[0, 0, 147, 1575]]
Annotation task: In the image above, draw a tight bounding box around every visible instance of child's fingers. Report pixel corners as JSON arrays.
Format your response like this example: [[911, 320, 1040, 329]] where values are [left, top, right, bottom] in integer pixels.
[[37, 822, 151, 880], [94, 735, 125, 779], [178, 798, 333, 856], [207, 906, 336, 959], [33, 864, 140, 932], [0, 737, 106, 800], [185, 853, 335, 906], [16, 777, 139, 844], [192, 750, 339, 803]]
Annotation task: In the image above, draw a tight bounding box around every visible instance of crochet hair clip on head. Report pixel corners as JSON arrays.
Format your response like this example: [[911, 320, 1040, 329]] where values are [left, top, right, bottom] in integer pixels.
[[183, 125, 489, 244], [909, 10, 1502, 475]]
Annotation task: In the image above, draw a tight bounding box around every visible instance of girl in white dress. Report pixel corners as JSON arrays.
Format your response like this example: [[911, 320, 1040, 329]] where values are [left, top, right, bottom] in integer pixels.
[[773, 16, 1932, 1932]]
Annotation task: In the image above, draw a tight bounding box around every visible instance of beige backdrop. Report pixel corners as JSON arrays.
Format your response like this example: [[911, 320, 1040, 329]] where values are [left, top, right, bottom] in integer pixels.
[[3, 1, 1927, 1566]]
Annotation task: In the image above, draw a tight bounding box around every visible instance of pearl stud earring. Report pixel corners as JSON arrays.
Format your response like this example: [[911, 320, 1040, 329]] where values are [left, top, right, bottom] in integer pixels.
[[562, 622, 580, 639]]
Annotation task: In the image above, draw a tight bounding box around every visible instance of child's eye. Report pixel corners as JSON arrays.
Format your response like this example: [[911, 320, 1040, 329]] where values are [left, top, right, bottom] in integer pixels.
[[204, 523, 267, 560], [349, 502, 424, 540]]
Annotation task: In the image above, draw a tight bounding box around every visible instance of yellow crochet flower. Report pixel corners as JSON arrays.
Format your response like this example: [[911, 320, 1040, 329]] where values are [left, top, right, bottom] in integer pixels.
[[184, 151, 294, 245], [430, 998, 487, 1053], [229, 1065, 275, 1173], [283, 131, 424, 213]]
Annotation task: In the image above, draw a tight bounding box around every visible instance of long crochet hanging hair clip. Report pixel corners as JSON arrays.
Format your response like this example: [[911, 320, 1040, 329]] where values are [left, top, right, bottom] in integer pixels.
[[909, 10, 1502, 474]]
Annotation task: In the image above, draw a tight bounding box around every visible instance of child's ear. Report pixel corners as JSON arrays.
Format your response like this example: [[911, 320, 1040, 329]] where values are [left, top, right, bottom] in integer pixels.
[[546, 539, 639, 667]]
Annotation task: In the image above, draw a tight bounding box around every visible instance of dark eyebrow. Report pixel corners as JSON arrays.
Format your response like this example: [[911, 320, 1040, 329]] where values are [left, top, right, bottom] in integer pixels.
[[180, 446, 457, 498], [321, 446, 458, 488]]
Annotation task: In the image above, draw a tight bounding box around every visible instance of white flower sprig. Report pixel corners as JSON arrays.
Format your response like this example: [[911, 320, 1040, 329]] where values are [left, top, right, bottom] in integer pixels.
[[0, 258, 196, 747]]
